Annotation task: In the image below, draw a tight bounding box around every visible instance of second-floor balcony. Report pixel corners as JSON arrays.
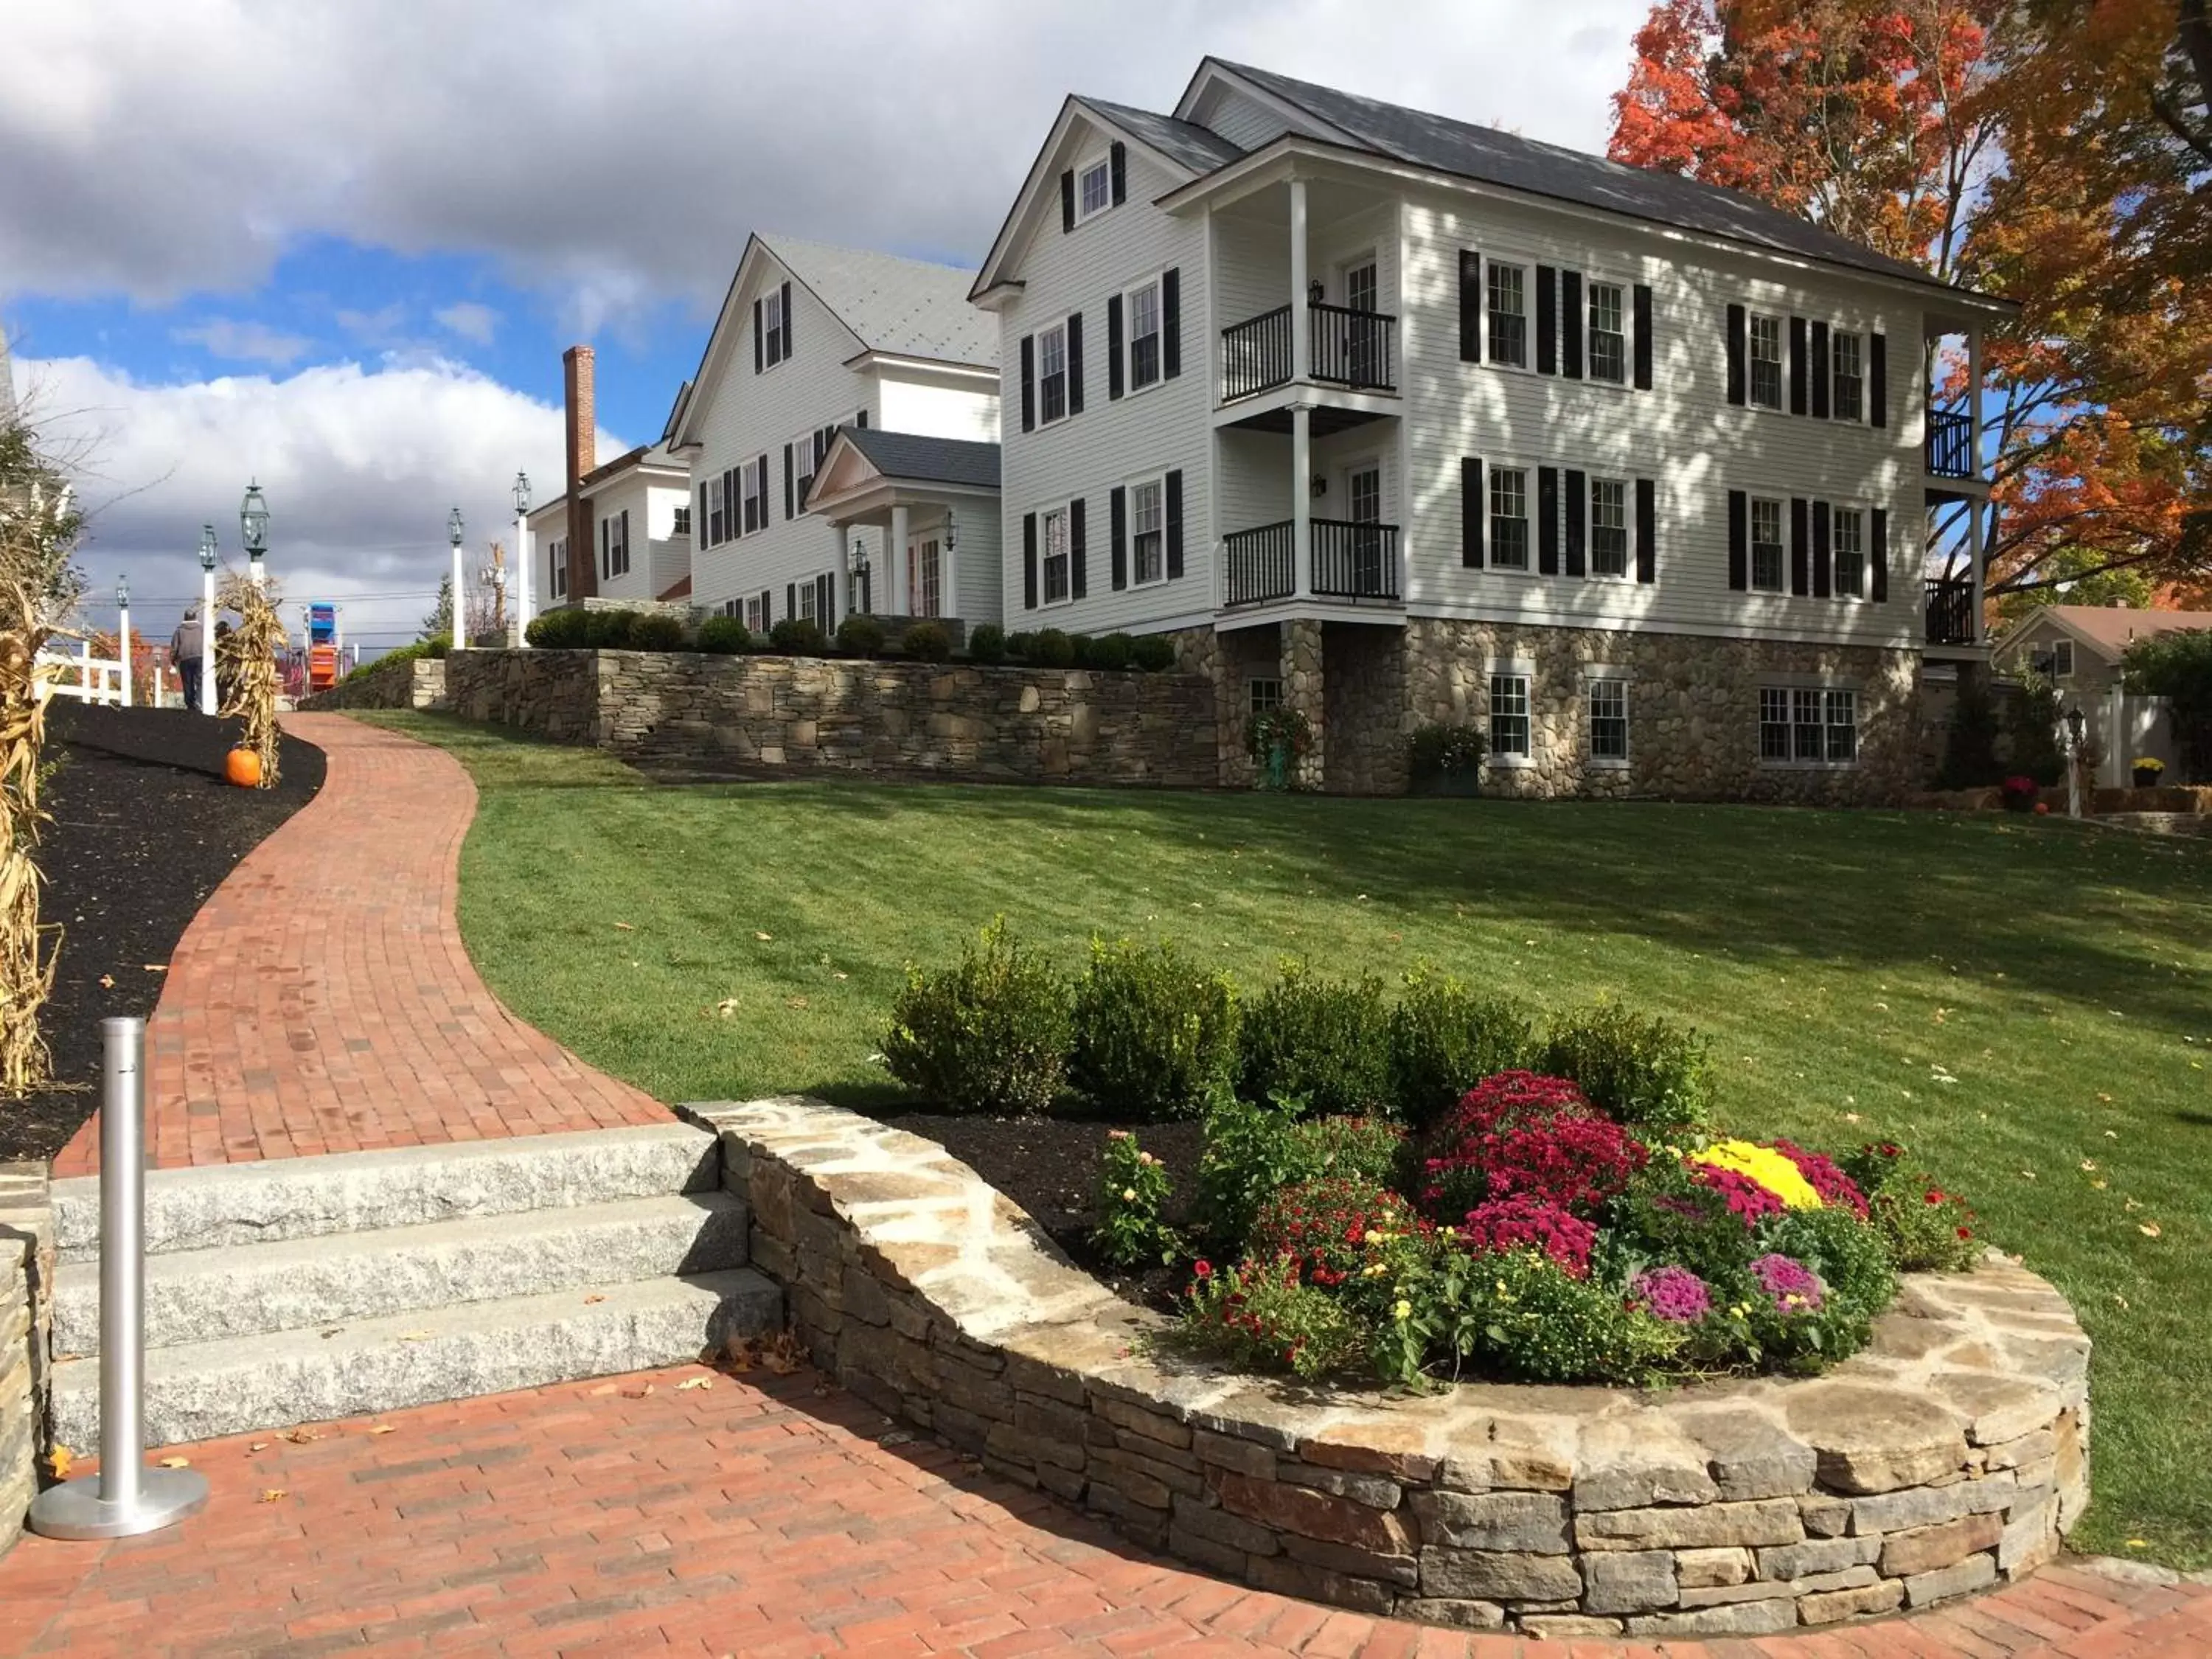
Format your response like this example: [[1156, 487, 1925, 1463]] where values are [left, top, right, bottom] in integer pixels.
[[1926, 408, 1976, 481], [1221, 301, 1397, 403], [1222, 518, 1401, 608], [1924, 576, 1978, 647]]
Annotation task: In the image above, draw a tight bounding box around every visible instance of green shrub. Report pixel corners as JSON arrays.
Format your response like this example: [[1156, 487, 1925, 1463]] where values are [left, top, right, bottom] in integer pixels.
[[1935, 674, 2002, 789], [1447, 1248, 1683, 1384], [1029, 627, 1075, 668], [348, 640, 433, 682], [1004, 630, 1035, 661], [695, 615, 751, 654], [524, 608, 589, 648], [770, 616, 828, 656], [2003, 675, 2066, 787], [1087, 632, 1134, 671], [901, 621, 952, 662], [1386, 967, 1535, 1127], [1092, 1130, 1178, 1268], [1067, 633, 1097, 667], [628, 613, 687, 651], [1248, 1175, 1419, 1287], [880, 917, 1071, 1115], [1130, 634, 1177, 673], [1237, 962, 1394, 1118], [2124, 626, 2212, 782], [969, 623, 1007, 664], [422, 635, 451, 660], [1539, 1004, 1712, 1131], [1068, 939, 1239, 1121], [1406, 723, 1486, 781], [836, 615, 886, 658], [1284, 1116, 1406, 1187], [1181, 1251, 1365, 1380], [1840, 1142, 1983, 1271], [582, 609, 637, 649], [1194, 1085, 1309, 1251]]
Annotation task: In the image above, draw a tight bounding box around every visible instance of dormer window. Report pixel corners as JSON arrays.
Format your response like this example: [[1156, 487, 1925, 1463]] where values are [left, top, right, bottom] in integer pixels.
[[763, 287, 789, 368], [1077, 156, 1112, 222]]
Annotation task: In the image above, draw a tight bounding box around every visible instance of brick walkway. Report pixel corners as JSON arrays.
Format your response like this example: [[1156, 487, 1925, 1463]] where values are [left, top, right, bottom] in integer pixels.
[[53, 714, 667, 1175], [0, 1362, 2202, 1659]]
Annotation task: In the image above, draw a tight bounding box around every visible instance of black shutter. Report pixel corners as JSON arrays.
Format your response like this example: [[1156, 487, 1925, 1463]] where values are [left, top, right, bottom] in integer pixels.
[[819, 572, 835, 630], [753, 298, 764, 374], [1537, 466, 1560, 575], [1812, 500, 1832, 597], [1635, 477, 1656, 583], [856, 406, 868, 428], [1632, 284, 1654, 389], [1110, 486, 1128, 589], [1562, 271, 1584, 380], [1869, 333, 1888, 428], [779, 282, 793, 361], [1067, 311, 1085, 415], [1060, 169, 1075, 232], [723, 467, 737, 540], [1107, 294, 1124, 400], [1165, 470, 1184, 578], [697, 484, 708, 548], [1810, 321, 1831, 419], [1023, 513, 1038, 608], [1110, 142, 1127, 205], [1725, 304, 1747, 406], [1728, 489, 1748, 590], [1871, 508, 1890, 600], [1536, 265, 1558, 375], [1459, 251, 1481, 363], [787, 581, 796, 623], [1462, 458, 1485, 567], [1069, 496, 1088, 599], [1020, 335, 1036, 432], [1789, 316, 1809, 415], [1790, 496, 1810, 594], [1161, 268, 1181, 379], [784, 445, 794, 521], [1564, 469, 1587, 576], [762, 589, 772, 625]]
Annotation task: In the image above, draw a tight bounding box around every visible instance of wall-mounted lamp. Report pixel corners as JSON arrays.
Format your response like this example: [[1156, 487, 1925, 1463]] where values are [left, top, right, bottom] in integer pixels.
[[1310, 475, 1327, 499]]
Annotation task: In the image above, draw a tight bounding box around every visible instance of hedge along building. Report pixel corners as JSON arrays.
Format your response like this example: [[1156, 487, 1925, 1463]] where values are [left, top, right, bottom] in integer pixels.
[[970, 59, 2017, 799]]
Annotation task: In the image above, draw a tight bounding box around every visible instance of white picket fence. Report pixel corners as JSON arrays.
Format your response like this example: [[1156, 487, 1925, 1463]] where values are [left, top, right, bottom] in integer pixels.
[[33, 639, 129, 706]]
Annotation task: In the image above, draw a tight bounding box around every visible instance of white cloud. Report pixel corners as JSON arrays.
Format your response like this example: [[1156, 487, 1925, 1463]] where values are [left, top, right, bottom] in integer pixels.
[[172, 318, 312, 366], [335, 303, 408, 346], [15, 354, 619, 650], [434, 301, 498, 347]]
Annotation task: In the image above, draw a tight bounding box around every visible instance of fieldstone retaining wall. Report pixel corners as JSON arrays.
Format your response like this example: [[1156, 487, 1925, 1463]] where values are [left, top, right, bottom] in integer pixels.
[[300, 655, 446, 712], [441, 649, 1217, 786], [694, 1096, 2090, 1639], [0, 1164, 54, 1558]]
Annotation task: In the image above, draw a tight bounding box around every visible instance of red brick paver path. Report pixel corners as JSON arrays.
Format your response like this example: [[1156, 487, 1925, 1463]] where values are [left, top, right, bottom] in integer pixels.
[[1, 1362, 2203, 1659], [54, 714, 666, 1175]]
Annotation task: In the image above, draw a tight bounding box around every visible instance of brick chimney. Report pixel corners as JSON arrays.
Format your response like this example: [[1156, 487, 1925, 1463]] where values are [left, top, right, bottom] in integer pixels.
[[563, 344, 598, 601]]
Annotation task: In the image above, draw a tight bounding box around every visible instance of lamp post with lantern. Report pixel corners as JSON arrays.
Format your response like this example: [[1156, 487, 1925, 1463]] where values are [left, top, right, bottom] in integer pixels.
[[2065, 706, 2087, 819], [512, 471, 532, 645], [448, 507, 466, 652], [240, 481, 269, 589], [197, 526, 218, 716], [115, 576, 132, 708]]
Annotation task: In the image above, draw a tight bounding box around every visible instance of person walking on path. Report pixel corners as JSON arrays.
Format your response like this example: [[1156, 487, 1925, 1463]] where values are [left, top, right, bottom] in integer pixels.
[[170, 607, 204, 712]]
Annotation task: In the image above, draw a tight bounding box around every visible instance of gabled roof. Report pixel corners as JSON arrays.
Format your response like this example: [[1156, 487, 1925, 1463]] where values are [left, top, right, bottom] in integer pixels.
[[1074, 97, 1243, 175], [2007, 604, 2212, 661], [763, 235, 995, 367], [840, 428, 1000, 491]]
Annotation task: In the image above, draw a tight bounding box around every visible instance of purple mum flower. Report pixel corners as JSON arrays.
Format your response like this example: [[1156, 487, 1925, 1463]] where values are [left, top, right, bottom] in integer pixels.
[[1629, 1265, 1713, 1324], [1750, 1253, 1826, 1315]]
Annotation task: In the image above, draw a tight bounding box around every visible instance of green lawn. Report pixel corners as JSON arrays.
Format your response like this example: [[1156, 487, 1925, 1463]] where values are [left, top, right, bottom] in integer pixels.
[[361, 709, 2212, 1567]]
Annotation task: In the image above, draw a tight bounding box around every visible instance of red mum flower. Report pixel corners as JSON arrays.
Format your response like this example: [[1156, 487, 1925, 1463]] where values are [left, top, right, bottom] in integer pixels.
[[1192, 1259, 1212, 1280]]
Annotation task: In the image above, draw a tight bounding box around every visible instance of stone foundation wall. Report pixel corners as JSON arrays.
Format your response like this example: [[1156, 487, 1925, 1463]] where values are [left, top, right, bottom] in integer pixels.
[[697, 1096, 2087, 1640], [442, 649, 1217, 786], [1325, 624, 1409, 795], [1405, 620, 1921, 804], [300, 655, 446, 712], [0, 1165, 54, 1558]]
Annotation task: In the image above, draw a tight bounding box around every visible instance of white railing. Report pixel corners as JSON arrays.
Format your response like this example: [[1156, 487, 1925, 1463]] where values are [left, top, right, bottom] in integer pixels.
[[34, 639, 128, 706]]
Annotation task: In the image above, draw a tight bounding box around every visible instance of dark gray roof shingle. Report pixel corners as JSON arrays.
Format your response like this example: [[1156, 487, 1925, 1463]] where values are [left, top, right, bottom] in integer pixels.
[[843, 428, 1001, 490], [1075, 97, 1245, 175], [762, 236, 998, 366]]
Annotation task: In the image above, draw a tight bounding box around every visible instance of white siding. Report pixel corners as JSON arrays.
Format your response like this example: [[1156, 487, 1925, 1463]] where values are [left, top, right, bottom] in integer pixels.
[[643, 479, 691, 599], [587, 474, 653, 603], [1189, 85, 1318, 153], [949, 504, 1003, 625], [880, 375, 998, 443]]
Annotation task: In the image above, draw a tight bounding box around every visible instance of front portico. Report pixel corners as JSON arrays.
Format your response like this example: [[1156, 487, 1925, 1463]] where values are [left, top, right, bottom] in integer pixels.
[[808, 429, 1003, 630]]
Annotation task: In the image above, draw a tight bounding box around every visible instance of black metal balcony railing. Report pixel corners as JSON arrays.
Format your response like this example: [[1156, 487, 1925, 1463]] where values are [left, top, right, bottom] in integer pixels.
[[1927, 408, 1975, 479], [1222, 521, 1295, 607], [1925, 576, 1977, 646], [1221, 305, 1293, 403], [1312, 520, 1400, 600], [1310, 303, 1397, 392]]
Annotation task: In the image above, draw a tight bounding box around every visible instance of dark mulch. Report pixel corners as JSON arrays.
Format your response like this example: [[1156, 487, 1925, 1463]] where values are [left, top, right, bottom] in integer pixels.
[[877, 1110, 1206, 1310], [0, 705, 325, 1165]]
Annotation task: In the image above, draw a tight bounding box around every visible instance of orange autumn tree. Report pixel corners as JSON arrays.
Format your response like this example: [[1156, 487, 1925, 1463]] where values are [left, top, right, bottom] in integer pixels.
[[1609, 0, 2212, 606]]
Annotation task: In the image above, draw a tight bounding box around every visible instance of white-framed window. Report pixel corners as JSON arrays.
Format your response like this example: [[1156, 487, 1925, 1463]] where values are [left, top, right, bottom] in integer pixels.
[[1590, 478, 1630, 577], [1248, 676, 1282, 718], [1077, 154, 1113, 221], [1487, 262, 1528, 368], [1588, 677, 1629, 762], [798, 577, 819, 623], [1040, 504, 1071, 605], [1588, 281, 1627, 383], [1130, 476, 1166, 585], [1832, 507, 1865, 599], [672, 505, 691, 538], [548, 537, 568, 600], [1832, 330, 1863, 422], [1489, 672, 1531, 759], [910, 538, 942, 618], [1489, 466, 1531, 571], [745, 594, 766, 633], [720, 598, 741, 619], [1749, 312, 1784, 409], [599, 510, 630, 581], [741, 456, 769, 535], [1759, 686, 1858, 765], [1039, 320, 1070, 425], [763, 286, 788, 369], [1124, 277, 1162, 392], [790, 429, 819, 509], [706, 476, 726, 546], [1750, 495, 1785, 593]]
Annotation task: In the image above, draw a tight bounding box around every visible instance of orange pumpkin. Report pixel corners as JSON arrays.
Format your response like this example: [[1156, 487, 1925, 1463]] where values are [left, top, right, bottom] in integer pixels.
[[225, 747, 263, 788]]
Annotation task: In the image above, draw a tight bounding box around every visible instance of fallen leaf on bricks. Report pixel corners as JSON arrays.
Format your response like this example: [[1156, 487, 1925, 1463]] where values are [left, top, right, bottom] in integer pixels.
[[582, 1294, 605, 1305], [257, 1489, 286, 1503], [677, 1376, 713, 1391], [366, 1425, 397, 1436], [620, 1383, 655, 1399], [46, 1447, 72, 1479], [158, 1456, 190, 1469], [588, 1383, 619, 1397], [397, 1330, 432, 1342], [248, 1442, 269, 1453], [283, 1428, 324, 1444]]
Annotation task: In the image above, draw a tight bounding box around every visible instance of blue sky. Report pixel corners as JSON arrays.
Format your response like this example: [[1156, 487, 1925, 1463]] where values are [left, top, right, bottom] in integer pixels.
[[2, 0, 1644, 650]]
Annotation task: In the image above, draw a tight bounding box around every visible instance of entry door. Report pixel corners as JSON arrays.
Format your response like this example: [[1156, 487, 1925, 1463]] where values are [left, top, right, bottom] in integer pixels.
[[1344, 260, 1380, 386], [1346, 464, 1383, 595], [908, 538, 942, 618]]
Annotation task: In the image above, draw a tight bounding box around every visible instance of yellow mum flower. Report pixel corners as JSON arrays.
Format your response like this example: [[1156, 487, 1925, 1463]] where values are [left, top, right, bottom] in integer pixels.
[[1393, 1299, 1413, 1321], [1121, 1187, 1138, 1203], [1689, 1139, 1823, 1209]]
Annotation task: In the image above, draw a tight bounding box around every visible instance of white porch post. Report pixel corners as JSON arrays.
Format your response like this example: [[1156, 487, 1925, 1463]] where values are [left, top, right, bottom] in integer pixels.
[[515, 510, 533, 646], [1292, 403, 1313, 598], [452, 540, 467, 652], [1967, 497, 1986, 647], [890, 504, 911, 616], [1968, 321, 1986, 644], [1289, 176, 1310, 383], [117, 599, 132, 708], [199, 563, 218, 717], [838, 524, 853, 612]]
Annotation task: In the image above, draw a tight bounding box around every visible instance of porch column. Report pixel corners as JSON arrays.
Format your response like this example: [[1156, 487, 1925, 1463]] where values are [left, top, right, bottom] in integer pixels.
[[890, 504, 911, 616], [838, 523, 852, 613], [1967, 496, 1986, 645], [1291, 402, 1312, 598], [1967, 322, 1984, 478], [1289, 176, 1310, 383]]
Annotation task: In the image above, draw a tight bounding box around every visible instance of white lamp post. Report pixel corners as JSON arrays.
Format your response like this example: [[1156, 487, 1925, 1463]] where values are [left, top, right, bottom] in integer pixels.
[[512, 472, 533, 647], [116, 575, 132, 708], [196, 526, 218, 717], [448, 506, 465, 650], [240, 481, 269, 589], [2065, 706, 2086, 820]]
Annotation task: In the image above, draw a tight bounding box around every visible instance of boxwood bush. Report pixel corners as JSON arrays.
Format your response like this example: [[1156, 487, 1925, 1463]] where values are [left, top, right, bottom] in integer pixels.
[[1085, 632, 1134, 671], [1237, 962, 1394, 1118], [1130, 634, 1177, 672], [524, 608, 590, 648], [1387, 968, 1535, 1128], [836, 615, 886, 658], [628, 612, 687, 651], [969, 622, 1006, 664], [770, 616, 828, 656], [1067, 939, 1239, 1121], [881, 918, 1071, 1115], [900, 621, 952, 662], [583, 609, 637, 649], [1028, 627, 1075, 668], [695, 614, 750, 654], [1540, 1003, 1714, 1131]]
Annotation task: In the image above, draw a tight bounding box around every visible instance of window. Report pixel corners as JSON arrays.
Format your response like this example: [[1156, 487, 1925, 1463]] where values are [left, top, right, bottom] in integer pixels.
[[1832, 330, 1863, 422], [2053, 639, 2075, 678], [1130, 477, 1165, 585], [1486, 262, 1527, 367], [672, 505, 691, 537], [910, 538, 942, 617], [1832, 507, 1865, 598], [721, 599, 742, 619], [1749, 313, 1784, 409], [741, 456, 769, 535], [1041, 506, 1071, 604], [1248, 677, 1282, 719], [1125, 279, 1161, 392], [1823, 689, 1857, 762], [1489, 467, 1530, 571], [548, 537, 568, 600], [599, 511, 630, 581], [745, 594, 765, 634], [1589, 678, 1629, 761], [1489, 672, 1531, 758], [762, 287, 788, 369], [1077, 156, 1112, 220], [706, 476, 726, 546], [1588, 282, 1627, 383], [798, 578, 818, 623], [1039, 321, 1069, 424], [1590, 479, 1630, 577], [1750, 495, 1785, 592], [1761, 686, 1857, 765], [1759, 687, 1791, 761], [790, 429, 819, 508]]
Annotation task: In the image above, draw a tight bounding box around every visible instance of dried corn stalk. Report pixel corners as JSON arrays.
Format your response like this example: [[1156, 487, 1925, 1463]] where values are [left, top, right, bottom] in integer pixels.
[[218, 571, 285, 788]]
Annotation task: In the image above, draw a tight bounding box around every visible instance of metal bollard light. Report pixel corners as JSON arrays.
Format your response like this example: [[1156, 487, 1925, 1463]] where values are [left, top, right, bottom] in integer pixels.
[[27, 1018, 209, 1540]]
